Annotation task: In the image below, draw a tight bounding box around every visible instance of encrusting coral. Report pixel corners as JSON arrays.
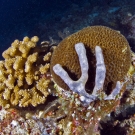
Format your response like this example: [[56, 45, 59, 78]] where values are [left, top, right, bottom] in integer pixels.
[[0, 36, 52, 108], [50, 26, 131, 94]]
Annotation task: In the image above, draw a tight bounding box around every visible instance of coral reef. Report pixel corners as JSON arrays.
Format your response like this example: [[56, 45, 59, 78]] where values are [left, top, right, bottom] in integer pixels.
[[99, 103, 135, 135], [2, 0, 135, 58], [121, 13, 135, 40], [96, 66, 135, 135], [50, 26, 131, 95], [0, 36, 52, 108], [51, 41, 130, 134], [53, 43, 125, 105], [1, 0, 135, 133], [0, 25, 135, 134], [0, 107, 50, 135], [99, 59, 135, 135]]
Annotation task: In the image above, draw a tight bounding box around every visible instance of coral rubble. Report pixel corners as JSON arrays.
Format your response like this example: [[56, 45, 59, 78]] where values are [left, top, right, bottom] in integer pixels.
[[0, 107, 49, 135], [0, 36, 52, 108]]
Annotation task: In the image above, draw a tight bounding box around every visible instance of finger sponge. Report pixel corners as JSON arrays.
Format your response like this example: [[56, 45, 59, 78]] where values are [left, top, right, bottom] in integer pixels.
[[50, 26, 131, 93]]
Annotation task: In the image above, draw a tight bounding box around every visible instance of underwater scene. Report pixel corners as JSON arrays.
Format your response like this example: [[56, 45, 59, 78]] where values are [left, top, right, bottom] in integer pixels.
[[1, 0, 135, 134]]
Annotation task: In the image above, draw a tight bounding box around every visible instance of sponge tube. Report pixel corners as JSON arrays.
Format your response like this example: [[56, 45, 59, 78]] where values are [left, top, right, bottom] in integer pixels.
[[53, 42, 123, 105], [92, 46, 106, 96], [53, 43, 97, 104]]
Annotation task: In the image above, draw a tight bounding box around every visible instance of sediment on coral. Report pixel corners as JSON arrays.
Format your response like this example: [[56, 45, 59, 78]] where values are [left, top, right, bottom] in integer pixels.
[[0, 36, 53, 108]]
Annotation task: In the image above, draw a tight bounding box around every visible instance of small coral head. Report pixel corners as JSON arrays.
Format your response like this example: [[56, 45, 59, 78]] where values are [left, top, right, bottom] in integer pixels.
[[50, 26, 131, 94]]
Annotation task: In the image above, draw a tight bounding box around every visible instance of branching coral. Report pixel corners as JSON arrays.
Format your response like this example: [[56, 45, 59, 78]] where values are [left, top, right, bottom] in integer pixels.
[[0, 36, 52, 108]]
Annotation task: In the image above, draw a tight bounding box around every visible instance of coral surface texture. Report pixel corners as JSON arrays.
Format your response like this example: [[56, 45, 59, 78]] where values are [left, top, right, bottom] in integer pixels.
[[50, 26, 131, 94]]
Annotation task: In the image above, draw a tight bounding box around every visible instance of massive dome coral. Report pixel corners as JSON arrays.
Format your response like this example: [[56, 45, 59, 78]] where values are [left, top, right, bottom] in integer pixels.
[[50, 26, 131, 94]]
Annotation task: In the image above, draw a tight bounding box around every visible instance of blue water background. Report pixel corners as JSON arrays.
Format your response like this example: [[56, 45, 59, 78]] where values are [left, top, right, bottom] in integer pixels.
[[0, 0, 135, 59]]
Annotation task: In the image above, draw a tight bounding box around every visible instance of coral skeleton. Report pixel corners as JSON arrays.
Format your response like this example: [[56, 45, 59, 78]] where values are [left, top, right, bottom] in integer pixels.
[[53, 43, 123, 105]]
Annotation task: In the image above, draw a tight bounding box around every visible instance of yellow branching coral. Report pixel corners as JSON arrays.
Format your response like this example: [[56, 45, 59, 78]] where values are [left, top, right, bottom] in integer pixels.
[[39, 64, 50, 74], [43, 52, 52, 61], [0, 36, 52, 108]]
